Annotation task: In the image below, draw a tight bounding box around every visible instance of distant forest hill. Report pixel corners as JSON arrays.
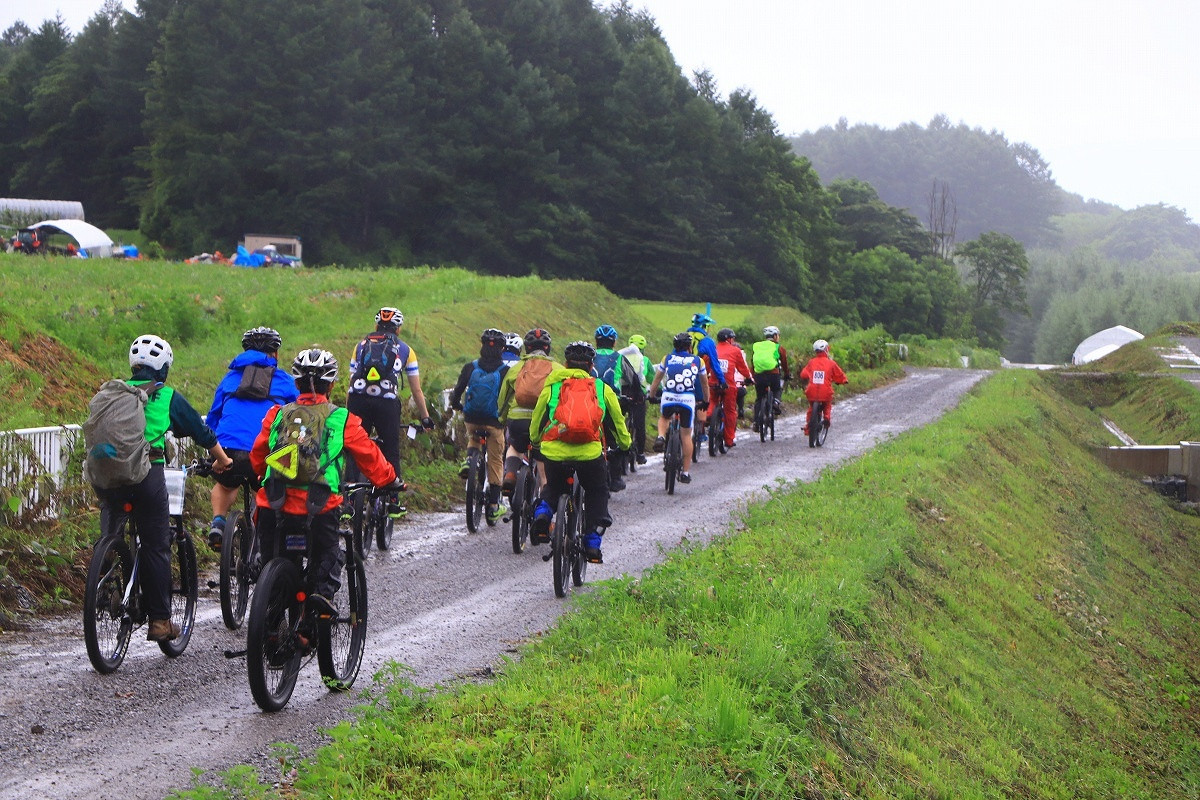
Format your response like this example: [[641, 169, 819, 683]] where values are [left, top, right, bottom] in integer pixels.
[[792, 117, 1200, 363]]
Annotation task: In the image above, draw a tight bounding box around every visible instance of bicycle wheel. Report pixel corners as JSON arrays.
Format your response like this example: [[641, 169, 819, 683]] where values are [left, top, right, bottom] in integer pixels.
[[816, 403, 829, 447], [220, 510, 251, 630], [758, 396, 768, 443], [808, 402, 823, 448], [159, 523, 197, 657], [769, 393, 776, 441], [708, 409, 720, 457], [374, 496, 394, 550], [511, 466, 529, 554], [692, 421, 702, 463], [246, 558, 304, 712], [665, 429, 681, 495], [318, 549, 367, 691], [465, 448, 484, 533], [83, 533, 134, 674], [552, 493, 571, 597], [571, 486, 587, 588]]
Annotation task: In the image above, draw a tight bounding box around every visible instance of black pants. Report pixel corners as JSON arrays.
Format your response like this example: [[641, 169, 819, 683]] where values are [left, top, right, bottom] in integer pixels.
[[256, 507, 345, 599], [97, 463, 172, 620], [753, 373, 783, 419], [626, 400, 646, 455], [541, 458, 611, 532], [346, 393, 402, 480]]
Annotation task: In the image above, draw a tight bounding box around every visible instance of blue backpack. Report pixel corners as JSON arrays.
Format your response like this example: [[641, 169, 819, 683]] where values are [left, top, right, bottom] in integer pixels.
[[462, 360, 504, 419], [592, 350, 623, 393]]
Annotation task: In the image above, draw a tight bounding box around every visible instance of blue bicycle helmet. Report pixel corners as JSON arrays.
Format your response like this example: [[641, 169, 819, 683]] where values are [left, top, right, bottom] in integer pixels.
[[691, 312, 714, 328], [595, 324, 618, 343]]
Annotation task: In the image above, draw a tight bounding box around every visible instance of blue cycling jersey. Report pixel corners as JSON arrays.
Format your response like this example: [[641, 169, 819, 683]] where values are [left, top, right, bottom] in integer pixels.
[[657, 352, 707, 404], [685, 326, 726, 385]]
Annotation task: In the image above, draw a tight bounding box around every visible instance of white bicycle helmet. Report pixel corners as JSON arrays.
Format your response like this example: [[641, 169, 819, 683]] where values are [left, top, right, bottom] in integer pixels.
[[813, 339, 829, 353], [376, 307, 403, 328], [504, 332, 523, 352], [291, 348, 339, 382], [129, 334, 174, 370], [763, 325, 780, 338]]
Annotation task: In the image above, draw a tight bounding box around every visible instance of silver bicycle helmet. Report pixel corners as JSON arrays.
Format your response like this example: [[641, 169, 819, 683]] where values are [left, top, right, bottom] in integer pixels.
[[291, 348, 339, 382]]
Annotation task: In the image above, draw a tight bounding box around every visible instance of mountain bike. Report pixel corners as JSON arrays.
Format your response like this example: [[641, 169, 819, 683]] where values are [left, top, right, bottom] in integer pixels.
[[343, 435, 401, 555], [808, 400, 830, 448], [662, 409, 684, 495], [83, 468, 198, 674], [194, 459, 260, 630], [242, 490, 374, 712], [616, 396, 638, 475], [505, 446, 542, 554], [707, 392, 726, 456], [464, 426, 494, 533], [543, 472, 595, 597], [757, 386, 777, 442]]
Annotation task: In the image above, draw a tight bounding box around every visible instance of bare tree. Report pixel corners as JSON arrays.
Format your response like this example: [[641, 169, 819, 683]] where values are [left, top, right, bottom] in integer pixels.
[[927, 180, 957, 261]]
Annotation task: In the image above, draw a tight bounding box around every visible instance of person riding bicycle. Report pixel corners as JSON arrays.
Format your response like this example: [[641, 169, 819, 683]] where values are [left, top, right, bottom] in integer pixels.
[[251, 349, 401, 617], [648, 332, 710, 484], [205, 326, 299, 550], [449, 328, 511, 522], [497, 328, 563, 499], [94, 335, 233, 641], [530, 341, 632, 564], [591, 324, 644, 492], [799, 339, 848, 436], [685, 313, 726, 440], [714, 328, 753, 449], [617, 333, 654, 464], [501, 332, 523, 366], [750, 325, 790, 431], [346, 307, 434, 512]]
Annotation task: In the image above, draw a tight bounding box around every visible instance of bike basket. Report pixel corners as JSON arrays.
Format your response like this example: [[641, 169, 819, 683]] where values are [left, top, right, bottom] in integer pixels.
[[164, 467, 186, 516]]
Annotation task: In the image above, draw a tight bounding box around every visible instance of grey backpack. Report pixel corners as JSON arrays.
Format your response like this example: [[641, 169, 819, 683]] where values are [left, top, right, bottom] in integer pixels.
[[83, 380, 152, 489]]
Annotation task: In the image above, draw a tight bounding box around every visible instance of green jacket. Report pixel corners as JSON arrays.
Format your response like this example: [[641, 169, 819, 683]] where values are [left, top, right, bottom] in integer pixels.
[[530, 366, 632, 461], [498, 352, 564, 422]]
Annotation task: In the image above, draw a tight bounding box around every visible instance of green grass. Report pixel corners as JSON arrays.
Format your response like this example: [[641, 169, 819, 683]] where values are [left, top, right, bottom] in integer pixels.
[[173, 370, 1200, 800]]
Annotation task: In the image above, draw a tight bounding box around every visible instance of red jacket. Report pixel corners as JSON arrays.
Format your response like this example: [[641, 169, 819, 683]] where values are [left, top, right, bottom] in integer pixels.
[[713, 341, 753, 386], [251, 393, 396, 515], [799, 353, 848, 403]]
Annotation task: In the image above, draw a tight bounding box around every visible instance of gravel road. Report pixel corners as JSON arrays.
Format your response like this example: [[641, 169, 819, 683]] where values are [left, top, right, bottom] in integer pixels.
[[0, 367, 989, 800]]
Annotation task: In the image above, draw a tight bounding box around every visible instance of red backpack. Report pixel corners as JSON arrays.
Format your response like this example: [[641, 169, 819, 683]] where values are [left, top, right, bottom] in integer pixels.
[[541, 377, 606, 444]]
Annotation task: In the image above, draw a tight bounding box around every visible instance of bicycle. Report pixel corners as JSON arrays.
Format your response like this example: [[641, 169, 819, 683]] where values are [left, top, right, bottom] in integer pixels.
[[707, 392, 727, 456], [808, 400, 830, 448], [542, 472, 596, 597], [463, 426, 495, 533], [195, 459, 260, 631], [343, 436, 399, 556], [757, 386, 777, 442], [662, 408, 684, 495], [615, 397, 638, 475], [241, 488, 374, 712], [83, 467, 198, 674], [505, 446, 542, 554]]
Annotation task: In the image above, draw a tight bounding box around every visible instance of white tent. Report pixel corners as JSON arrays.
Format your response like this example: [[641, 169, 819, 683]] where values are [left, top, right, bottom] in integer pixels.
[[1072, 325, 1144, 365], [29, 219, 114, 258]]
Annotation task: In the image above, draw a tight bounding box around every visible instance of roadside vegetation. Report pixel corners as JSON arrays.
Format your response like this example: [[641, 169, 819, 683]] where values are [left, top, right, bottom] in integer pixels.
[[168, 357, 1199, 799]]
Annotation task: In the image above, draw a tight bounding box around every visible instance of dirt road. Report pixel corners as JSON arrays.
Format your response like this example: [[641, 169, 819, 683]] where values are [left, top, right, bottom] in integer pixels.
[[0, 367, 989, 800]]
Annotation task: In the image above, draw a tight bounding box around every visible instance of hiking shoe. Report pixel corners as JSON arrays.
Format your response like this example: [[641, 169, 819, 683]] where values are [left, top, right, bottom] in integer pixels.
[[653, 436, 666, 453], [146, 619, 180, 641], [752, 422, 760, 432], [636, 453, 647, 465], [501, 472, 517, 496], [388, 502, 407, 519], [458, 459, 471, 480], [726, 440, 736, 449], [531, 500, 552, 544], [678, 472, 692, 484], [208, 517, 225, 551], [487, 503, 506, 522], [609, 475, 626, 492], [583, 531, 603, 564], [307, 593, 337, 619]]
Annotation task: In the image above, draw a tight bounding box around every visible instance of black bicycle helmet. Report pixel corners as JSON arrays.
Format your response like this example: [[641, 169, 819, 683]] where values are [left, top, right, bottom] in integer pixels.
[[242, 326, 282, 352], [716, 327, 735, 343], [564, 340, 596, 364], [525, 328, 552, 353], [481, 327, 504, 345], [672, 332, 693, 352]]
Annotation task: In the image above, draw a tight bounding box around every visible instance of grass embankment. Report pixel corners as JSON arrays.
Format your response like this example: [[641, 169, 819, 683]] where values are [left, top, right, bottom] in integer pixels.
[[178, 370, 1199, 799]]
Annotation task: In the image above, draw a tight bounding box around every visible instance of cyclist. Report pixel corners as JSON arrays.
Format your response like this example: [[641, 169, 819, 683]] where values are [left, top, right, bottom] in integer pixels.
[[205, 326, 299, 549], [648, 332, 710, 484], [751, 325, 790, 431], [501, 332, 523, 366], [591, 324, 644, 491], [714, 328, 753, 449], [530, 341, 631, 563], [449, 329, 511, 522], [346, 307, 434, 504], [251, 349, 401, 616], [617, 333, 653, 464], [497, 328, 562, 498], [799, 339, 848, 436], [685, 313, 726, 439], [95, 335, 233, 641]]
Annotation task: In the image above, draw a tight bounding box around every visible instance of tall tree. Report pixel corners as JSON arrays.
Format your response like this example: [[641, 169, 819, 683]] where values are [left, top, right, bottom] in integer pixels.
[[957, 231, 1029, 348]]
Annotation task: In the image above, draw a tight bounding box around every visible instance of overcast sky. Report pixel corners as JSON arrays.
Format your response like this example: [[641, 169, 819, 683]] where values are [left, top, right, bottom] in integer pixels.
[[11, 0, 1199, 220]]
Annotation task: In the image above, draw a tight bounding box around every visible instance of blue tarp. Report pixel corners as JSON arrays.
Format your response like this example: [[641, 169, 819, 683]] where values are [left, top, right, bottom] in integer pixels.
[[232, 245, 266, 268]]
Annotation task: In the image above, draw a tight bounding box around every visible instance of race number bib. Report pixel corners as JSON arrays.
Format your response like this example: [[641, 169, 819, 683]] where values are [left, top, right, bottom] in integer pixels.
[[811, 369, 827, 385]]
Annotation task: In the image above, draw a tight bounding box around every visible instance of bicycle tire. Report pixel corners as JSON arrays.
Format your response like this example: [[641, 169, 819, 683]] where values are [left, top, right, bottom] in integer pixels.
[[809, 401, 824, 448], [246, 558, 304, 712], [817, 402, 829, 447], [374, 496, 394, 550], [552, 493, 570, 597], [571, 483, 587, 588], [465, 447, 484, 533], [219, 510, 251, 630], [708, 409, 719, 457], [758, 398, 768, 442], [318, 548, 367, 691], [511, 466, 529, 554], [158, 525, 197, 657], [665, 427, 681, 495], [83, 533, 134, 674]]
